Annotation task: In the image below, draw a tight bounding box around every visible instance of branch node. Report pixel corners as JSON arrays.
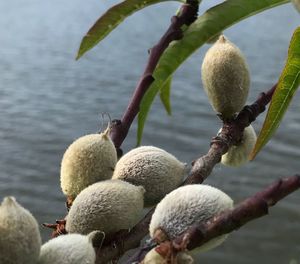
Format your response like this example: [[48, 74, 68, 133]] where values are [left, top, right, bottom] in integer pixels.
[[210, 135, 229, 149]]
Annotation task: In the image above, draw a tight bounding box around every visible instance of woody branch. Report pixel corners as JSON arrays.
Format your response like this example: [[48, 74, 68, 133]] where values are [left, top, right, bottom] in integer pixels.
[[95, 83, 277, 264], [151, 175, 300, 262], [96, 1, 278, 260]]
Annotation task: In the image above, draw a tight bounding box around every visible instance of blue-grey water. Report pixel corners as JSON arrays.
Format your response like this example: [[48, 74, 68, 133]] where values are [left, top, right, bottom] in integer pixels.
[[0, 0, 299, 263]]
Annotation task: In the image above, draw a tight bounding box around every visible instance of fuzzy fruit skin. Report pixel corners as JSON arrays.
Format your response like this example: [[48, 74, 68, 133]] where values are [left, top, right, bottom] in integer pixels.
[[142, 248, 165, 264], [38, 233, 96, 264], [66, 180, 144, 235], [221, 125, 257, 167], [60, 131, 117, 200], [112, 146, 186, 206], [149, 185, 233, 252], [292, 0, 300, 12], [142, 249, 194, 264], [0, 197, 41, 264], [201, 35, 250, 119]]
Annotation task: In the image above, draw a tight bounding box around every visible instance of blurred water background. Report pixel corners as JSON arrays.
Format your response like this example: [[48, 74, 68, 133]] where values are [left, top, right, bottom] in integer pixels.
[[0, 0, 299, 263]]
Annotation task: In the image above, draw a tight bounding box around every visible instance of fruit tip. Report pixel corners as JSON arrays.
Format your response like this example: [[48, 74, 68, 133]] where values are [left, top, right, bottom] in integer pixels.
[[218, 34, 227, 43], [2, 196, 17, 206], [100, 125, 111, 140]]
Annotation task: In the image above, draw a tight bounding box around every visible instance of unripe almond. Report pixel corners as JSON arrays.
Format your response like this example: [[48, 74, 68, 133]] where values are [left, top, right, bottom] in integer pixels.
[[221, 125, 257, 167], [201, 35, 250, 119], [149, 185, 233, 252], [60, 128, 117, 201], [38, 232, 100, 264], [0, 196, 41, 264], [142, 248, 165, 264], [112, 146, 186, 206], [142, 248, 194, 264], [66, 179, 144, 235], [292, 0, 300, 12]]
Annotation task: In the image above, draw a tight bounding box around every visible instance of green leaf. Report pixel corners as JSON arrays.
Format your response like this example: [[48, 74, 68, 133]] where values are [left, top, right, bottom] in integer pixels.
[[250, 27, 300, 160], [76, 0, 183, 59], [137, 0, 289, 144], [160, 76, 173, 115]]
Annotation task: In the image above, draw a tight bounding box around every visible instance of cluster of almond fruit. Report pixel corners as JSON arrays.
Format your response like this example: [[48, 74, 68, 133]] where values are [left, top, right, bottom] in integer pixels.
[[0, 34, 255, 264]]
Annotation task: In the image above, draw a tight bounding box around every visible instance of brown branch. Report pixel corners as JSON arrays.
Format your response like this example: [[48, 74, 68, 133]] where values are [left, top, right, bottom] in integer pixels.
[[185, 83, 277, 184], [152, 175, 300, 262], [109, 0, 199, 153], [95, 83, 277, 263]]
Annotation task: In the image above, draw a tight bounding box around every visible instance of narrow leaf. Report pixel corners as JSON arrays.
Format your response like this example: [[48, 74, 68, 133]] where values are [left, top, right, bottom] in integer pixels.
[[77, 0, 183, 59], [250, 27, 300, 160], [160, 76, 173, 115], [137, 0, 289, 144]]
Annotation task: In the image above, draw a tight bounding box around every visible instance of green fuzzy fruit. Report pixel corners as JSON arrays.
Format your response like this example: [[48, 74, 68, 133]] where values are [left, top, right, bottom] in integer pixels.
[[201, 35, 250, 119], [60, 128, 117, 201], [38, 232, 99, 264], [0, 197, 41, 264], [142, 248, 194, 264], [112, 146, 186, 206], [221, 125, 257, 167], [149, 185, 233, 253], [66, 180, 144, 235]]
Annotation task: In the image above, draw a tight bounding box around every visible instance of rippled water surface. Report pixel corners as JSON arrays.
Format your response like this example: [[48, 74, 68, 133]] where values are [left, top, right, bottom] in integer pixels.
[[0, 0, 299, 263]]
